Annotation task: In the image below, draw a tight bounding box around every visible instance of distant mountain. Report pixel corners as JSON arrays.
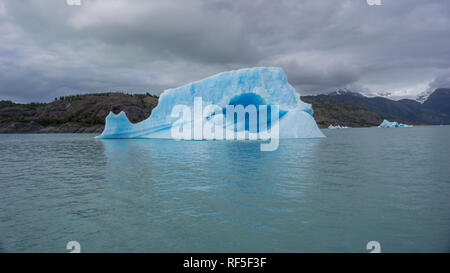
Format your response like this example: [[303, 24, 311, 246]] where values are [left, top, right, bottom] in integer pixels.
[[304, 89, 450, 125], [422, 88, 450, 119], [0, 89, 448, 133]]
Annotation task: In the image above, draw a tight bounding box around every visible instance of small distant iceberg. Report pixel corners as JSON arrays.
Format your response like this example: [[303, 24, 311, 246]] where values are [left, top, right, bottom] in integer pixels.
[[378, 119, 412, 128], [328, 124, 348, 129]]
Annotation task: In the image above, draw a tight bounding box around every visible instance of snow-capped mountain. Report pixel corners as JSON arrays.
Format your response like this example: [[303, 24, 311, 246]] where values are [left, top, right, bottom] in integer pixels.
[[415, 90, 434, 104], [306, 88, 450, 125], [327, 89, 366, 97]]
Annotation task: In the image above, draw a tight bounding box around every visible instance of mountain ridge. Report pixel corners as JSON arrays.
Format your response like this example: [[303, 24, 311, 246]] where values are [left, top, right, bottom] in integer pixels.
[[0, 89, 448, 132], [305, 88, 450, 125]]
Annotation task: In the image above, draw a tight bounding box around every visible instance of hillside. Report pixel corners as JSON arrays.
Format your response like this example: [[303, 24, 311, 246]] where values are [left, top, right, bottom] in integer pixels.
[[0, 93, 158, 133], [301, 96, 385, 128]]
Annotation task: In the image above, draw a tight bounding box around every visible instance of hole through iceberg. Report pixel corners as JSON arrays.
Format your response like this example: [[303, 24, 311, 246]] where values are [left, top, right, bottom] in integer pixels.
[[208, 93, 287, 132]]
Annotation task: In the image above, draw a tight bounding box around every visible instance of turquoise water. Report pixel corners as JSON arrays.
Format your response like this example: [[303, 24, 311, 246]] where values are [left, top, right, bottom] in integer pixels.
[[0, 126, 449, 253]]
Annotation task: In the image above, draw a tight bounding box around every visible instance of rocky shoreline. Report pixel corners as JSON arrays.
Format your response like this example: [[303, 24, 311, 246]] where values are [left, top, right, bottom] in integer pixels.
[[0, 122, 104, 133]]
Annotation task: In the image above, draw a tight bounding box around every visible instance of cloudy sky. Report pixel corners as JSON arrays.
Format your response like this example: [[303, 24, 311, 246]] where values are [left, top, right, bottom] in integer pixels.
[[0, 0, 449, 102]]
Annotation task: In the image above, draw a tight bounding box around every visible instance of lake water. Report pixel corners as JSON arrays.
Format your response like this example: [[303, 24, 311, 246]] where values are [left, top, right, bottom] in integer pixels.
[[0, 126, 449, 253]]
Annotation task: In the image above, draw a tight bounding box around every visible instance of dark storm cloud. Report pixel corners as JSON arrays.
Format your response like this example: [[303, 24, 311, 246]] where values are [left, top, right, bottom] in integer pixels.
[[0, 0, 449, 102]]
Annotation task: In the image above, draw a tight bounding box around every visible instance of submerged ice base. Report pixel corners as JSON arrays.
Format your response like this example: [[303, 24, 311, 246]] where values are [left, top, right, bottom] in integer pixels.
[[98, 67, 324, 139]]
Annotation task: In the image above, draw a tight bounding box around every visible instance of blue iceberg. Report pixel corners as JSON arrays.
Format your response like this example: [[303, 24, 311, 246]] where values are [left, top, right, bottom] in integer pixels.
[[378, 119, 412, 128], [98, 67, 324, 139], [328, 124, 348, 129]]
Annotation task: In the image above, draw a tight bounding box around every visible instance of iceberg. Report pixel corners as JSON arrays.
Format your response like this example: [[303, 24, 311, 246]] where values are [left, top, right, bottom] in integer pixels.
[[328, 125, 348, 129], [378, 119, 412, 128], [98, 67, 324, 140]]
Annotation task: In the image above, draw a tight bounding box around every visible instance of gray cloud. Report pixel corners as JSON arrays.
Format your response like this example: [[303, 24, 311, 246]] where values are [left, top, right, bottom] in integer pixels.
[[428, 70, 450, 91], [0, 0, 449, 102]]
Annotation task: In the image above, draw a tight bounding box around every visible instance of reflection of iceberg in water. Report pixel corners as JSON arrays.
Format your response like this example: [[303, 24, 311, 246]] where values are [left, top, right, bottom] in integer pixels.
[[98, 67, 324, 139], [378, 119, 412, 128], [100, 137, 321, 222]]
